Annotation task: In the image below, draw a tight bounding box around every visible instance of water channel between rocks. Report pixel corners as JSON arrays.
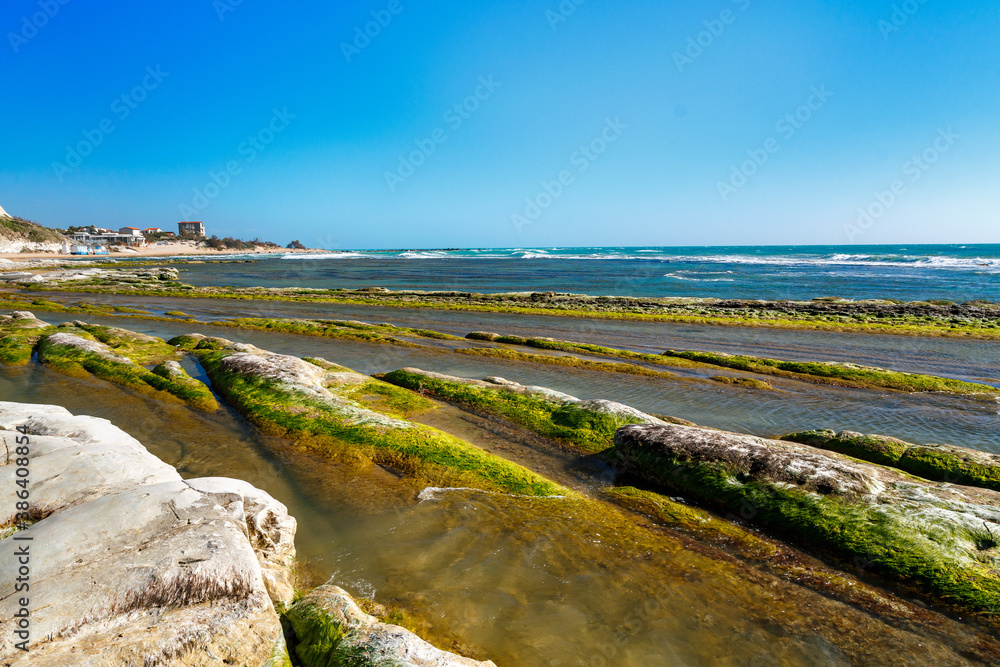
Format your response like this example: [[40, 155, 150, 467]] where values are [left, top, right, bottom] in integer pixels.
[[2, 301, 999, 665]]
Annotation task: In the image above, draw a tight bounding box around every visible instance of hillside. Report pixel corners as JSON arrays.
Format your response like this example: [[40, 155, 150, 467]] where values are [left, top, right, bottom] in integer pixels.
[[0, 207, 66, 253]]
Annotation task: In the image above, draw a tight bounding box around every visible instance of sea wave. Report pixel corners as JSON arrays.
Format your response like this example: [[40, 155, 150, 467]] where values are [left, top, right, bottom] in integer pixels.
[[280, 252, 371, 260], [663, 272, 736, 282], [275, 248, 1000, 270]]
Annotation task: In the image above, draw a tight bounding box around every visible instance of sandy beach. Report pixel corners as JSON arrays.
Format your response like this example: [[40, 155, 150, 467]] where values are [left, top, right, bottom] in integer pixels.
[[0, 241, 328, 261]]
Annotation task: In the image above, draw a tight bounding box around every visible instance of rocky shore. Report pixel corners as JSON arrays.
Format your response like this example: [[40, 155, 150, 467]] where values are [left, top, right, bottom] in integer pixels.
[[3, 311, 1000, 662], [1, 262, 998, 338], [0, 401, 495, 666], [614, 422, 1000, 616]]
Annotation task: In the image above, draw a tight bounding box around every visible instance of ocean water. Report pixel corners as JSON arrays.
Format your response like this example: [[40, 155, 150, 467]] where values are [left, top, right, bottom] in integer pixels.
[[168, 244, 1000, 302]]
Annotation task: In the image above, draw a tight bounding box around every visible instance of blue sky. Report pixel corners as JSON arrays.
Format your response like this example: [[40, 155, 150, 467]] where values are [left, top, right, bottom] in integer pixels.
[[1, 0, 997, 248]]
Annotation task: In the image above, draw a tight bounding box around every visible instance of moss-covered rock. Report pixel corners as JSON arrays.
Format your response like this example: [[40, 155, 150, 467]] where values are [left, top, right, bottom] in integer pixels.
[[614, 423, 1000, 616], [180, 338, 565, 497], [379, 368, 664, 454], [283, 585, 495, 666], [709, 375, 775, 390], [213, 316, 461, 346], [464, 331, 708, 369], [662, 349, 1000, 395], [0, 311, 53, 365], [454, 346, 676, 377], [36, 325, 218, 411], [781, 429, 1000, 492]]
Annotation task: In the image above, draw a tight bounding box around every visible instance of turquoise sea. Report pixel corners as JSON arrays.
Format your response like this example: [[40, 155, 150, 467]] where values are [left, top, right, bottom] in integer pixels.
[[171, 243, 1000, 302]]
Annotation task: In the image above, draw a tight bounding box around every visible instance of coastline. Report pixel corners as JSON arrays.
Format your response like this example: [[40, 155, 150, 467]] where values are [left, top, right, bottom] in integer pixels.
[[0, 243, 329, 261]]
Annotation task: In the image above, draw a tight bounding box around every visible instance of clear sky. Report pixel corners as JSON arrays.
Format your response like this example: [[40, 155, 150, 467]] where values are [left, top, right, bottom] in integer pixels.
[[1, 0, 997, 248]]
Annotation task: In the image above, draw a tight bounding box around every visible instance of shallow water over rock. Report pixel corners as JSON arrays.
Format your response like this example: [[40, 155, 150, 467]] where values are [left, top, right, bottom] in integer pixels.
[[3, 344, 1000, 665]]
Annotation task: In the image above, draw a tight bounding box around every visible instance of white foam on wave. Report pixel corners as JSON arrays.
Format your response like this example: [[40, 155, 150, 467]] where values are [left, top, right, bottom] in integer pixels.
[[398, 251, 450, 259], [280, 252, 370, 260], [663, 272, 736, 282], [276, 248, 1000, 271]]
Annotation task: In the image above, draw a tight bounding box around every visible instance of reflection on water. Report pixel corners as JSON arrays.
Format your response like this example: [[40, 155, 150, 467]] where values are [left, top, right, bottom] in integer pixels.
[[3, 345, 1000, 664]]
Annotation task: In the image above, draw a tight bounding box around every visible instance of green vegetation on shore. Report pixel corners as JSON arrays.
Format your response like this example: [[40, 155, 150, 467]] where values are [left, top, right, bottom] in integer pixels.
[[379, 369, 648, 454], [175, 338, 566, 497], [662, 349, 1000, 395], [35, 325, 218, 411], [0, 315, 53, 365], [604, 486, 927, 617], [709, 375, 776, 390], [454, 346, 677, 378], [614, 428, 1000, 616], [212, 317, 461, 346], [782, 429, 1000, 493], [466, 332, 707, 368], [14, 267, 1000, 340]]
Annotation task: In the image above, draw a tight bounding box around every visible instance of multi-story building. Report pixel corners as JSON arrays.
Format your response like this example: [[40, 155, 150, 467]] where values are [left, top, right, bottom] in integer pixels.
[[178, 221, 205, 237]]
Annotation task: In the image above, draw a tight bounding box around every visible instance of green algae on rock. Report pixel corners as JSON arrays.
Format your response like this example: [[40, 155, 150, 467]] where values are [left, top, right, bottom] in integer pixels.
[[282, 585, 495, 667], [781, 429, 1000, 493], [709, 375, 776, 390], [604, 486, 924, 618], [454, 345, 677, 377], [614, 422, 1000, 616], [19, 267, 1000, 339], [172, 336, 565, 497], [465, 331, 709, 369], [662, 349, 1000, 395], [35, 324, 218, 411], [0, 311, 54, 365], [379, 368, 665, 454], [212, 316, 461, 347]]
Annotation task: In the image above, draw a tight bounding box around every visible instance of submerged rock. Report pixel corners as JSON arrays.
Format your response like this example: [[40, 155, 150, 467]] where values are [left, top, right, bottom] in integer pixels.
[[32, 323, 218, 411], [614, 422, 1000, 615], [171, 336, 565, 497], [285, 585, 496, 667], [781, 428, 1000, 492], [381, 368, 666, 454]]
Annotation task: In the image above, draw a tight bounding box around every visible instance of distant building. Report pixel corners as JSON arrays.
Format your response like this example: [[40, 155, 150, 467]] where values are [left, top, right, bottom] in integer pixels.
[[119, 227, 143, 236], [178, 221, 205, 237], [142, 227, 162, 234], [68, 231, 144, 248]]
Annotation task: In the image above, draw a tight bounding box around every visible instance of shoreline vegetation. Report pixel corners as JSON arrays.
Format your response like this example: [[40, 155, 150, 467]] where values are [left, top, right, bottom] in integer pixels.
[[5, 314, 1000, 636], [0, 262, 998, 339], [1, 285, 993, 397]]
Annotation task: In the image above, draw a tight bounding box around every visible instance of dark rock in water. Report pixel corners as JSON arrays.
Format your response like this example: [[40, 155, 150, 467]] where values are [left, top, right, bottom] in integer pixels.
[[466, 331, 501, 341], [613, 422, 1000, 615]]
